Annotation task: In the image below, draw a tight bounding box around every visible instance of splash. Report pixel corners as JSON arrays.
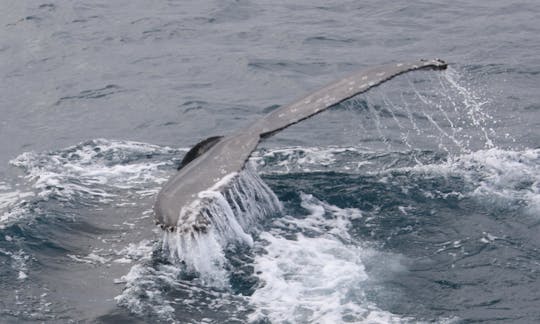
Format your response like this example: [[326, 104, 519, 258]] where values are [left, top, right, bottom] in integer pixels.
[[160, 166, 282, 286], [441, 68, 495, 149], [318, 67, 498, 155]]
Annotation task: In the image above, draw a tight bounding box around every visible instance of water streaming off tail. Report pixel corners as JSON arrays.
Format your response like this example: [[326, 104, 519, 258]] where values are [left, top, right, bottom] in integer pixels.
[[321, 67, 498, 154], [160, 165, 282, 286], [159, 68, 497, 283]]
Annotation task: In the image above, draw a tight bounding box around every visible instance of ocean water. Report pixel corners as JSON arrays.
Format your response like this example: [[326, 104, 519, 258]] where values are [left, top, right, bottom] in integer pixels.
[[1, 1, 539, 323]]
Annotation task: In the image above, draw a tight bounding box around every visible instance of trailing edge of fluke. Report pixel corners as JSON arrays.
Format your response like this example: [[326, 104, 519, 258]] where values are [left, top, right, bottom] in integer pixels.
[[154, 59, 448, 232]]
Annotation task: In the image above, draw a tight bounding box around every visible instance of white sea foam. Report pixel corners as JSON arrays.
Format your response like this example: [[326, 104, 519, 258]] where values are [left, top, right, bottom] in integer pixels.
[[0, 185, 32, 210], [115, 239, 154, 260], [114, 239, 174, 319], [403, 148, 540, 214], [249, 193, 409, 323], [68, 252, 110, 264], [0, 183, 33, 228], [3, 139, 181, 229], [114, 236, 252, 323], [255, 145, 539, 216], [252, 146, 384, 174], [10, 139, 181, 202], [459, 149, 539, 214], [0, 248, 30, 281], [115, 259, 251, 323], [114, 263, 177, 321]]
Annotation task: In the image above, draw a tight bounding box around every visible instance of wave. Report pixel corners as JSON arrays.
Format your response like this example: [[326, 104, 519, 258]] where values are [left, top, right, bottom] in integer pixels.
[[254, 146, 540, 215]]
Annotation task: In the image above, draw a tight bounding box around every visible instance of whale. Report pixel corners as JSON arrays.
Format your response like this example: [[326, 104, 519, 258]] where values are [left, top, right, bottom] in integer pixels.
[[154, 59, 448, 232]]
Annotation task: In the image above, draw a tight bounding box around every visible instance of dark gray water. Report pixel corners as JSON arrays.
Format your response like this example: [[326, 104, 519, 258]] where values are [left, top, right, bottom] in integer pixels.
[[1, 1, 539, 323]]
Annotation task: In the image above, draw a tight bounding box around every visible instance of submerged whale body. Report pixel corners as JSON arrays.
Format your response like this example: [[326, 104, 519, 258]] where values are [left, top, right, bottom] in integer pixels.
[[155, 59, 448, 232]]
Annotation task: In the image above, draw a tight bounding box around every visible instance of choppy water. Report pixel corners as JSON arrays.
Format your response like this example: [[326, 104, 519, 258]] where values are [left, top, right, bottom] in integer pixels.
[[1, 1, 539, 323]]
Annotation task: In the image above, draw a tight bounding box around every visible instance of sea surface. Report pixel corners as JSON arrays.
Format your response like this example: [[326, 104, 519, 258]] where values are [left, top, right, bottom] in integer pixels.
[[1, 1, 539, 323]]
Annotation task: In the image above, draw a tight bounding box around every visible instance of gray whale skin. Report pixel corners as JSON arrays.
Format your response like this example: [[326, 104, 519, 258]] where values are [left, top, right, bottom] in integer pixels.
[[154, 59, 448, 232]]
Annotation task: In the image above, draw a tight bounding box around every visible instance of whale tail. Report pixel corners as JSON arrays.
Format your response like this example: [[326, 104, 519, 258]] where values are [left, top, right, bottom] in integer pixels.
[[155, 59, 448, 230], [178, 136, 223, 170], [249, 59, 447, 138]]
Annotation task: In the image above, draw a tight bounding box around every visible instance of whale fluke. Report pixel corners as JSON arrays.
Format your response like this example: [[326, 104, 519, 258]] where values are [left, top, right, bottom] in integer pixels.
[[155, 59, 447, 231], [178, 136, 223, 170]]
